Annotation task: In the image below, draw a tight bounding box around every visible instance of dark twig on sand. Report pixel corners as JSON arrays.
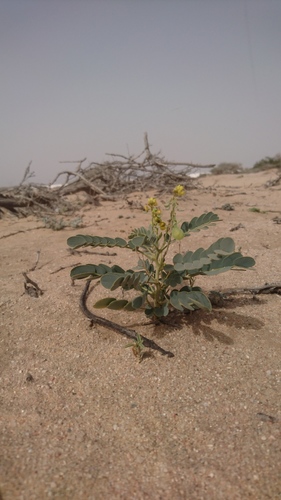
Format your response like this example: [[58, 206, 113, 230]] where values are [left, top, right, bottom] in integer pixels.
[[79, 279, 174, 358]]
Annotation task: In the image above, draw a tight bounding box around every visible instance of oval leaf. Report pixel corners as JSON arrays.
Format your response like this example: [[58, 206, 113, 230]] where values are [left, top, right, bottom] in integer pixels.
[[107, 299, 129, 310], [100, 273, 125, 290], [93, 298, 116, 308], [70, 264, 102, 280]]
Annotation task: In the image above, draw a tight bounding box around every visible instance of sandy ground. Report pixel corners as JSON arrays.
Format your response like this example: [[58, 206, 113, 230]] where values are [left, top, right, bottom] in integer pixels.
[[0, 169, 281, 499]]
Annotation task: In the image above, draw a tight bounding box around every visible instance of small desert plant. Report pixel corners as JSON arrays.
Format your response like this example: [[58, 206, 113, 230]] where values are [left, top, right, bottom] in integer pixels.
[[43, 216, 83, 231], [212, 162, 243, 175], [249, 207, 267, 214], [252, 154, 281, 171], [67, 186, 255, 320], [125, 333, 145, 362]]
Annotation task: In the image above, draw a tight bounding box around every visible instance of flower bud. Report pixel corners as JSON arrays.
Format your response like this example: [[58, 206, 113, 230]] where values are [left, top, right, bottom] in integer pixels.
[[172, 225, 184, 240]]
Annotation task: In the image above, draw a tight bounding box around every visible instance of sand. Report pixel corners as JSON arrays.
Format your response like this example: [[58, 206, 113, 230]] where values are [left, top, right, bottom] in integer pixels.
[[0, 169, 280, 499]]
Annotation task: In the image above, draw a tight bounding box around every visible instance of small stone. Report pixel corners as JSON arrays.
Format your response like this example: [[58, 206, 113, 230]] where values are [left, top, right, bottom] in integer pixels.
[[26, 373, 34, 382]]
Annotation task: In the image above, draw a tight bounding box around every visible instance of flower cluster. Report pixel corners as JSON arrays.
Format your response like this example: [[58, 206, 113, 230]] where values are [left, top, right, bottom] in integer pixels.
[[144, 197, 166, 231], [144, 186, 186, 234], [173, 185, 185, 197]]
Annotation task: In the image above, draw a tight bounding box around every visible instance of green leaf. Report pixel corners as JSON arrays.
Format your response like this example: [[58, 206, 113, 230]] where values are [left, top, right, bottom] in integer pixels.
[[153, 304, 170, 317], [70, 264, 111, 280], [233, 256, 255, 268], [121, 273, 134, 290], [97, 264, 112, 274], [100, 273, 125, 290], [111, 264, 125, 273], [173, 253, 184, 264], [180, 221, 189, 233], [123, 295, 145, 311], [129, 226, 153, 239], [202, 252, 255, 276], [164, 270, 183, 287], [145, 306, 154, 317], [107, 299, 129, 310], [169, 290, 212, 312], [169, 290, 184, 311], [220, 252, 243, 267], [123, 301, 137, 311], [114, 237, 128, 247], [207, 237, 235, 256], [93, 298, 116, 308], [127, 236, 147, 249], [131, 295, 145, 309], [104, 237, 118, 247], [173, 238, 240, 274], [67, 234, 128, 250], [188, 291, 212, 311], [144, 303, 169, 318], [129, 273, 142, 290], [163, 264, 174, 272], [188, 212, 220, 232], [93, 295, 145, 311], [67, 235, 90, 249]]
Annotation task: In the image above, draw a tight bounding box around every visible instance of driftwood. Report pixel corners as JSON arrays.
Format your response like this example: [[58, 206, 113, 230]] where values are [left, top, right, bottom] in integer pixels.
[[0, 133, 215, 218]]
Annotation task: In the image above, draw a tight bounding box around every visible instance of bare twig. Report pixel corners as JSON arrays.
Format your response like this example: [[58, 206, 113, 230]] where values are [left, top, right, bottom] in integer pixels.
[[225, 283, 281, 295], [50, 262, 81, 274], [0, 226, 44, 239], [19, 161, 35, 186], [28, 250, 41, 272], [209, 283, 281, 306]]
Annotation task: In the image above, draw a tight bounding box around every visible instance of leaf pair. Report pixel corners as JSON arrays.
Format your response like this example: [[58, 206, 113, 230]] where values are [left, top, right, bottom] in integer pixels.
[[94, 295, 144, 311], [70, 263, 124, 281]]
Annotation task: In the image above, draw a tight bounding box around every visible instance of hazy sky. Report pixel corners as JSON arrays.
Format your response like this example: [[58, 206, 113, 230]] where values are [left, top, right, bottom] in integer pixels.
[[1, 0, 281, 186]]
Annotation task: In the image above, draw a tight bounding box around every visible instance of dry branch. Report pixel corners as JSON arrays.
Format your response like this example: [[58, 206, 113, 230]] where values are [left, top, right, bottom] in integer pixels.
[[0, 133, 215, 218]]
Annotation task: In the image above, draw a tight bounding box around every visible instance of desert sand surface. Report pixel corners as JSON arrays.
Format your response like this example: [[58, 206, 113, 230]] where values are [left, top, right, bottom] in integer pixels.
[[0, 169, 280, 499]]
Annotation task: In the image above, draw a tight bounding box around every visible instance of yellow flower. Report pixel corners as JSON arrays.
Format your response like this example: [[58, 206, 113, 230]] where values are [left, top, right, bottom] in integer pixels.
[[147, 197, 157, 207], [159, 221, 166, 230], [173, 185, 185, 197]]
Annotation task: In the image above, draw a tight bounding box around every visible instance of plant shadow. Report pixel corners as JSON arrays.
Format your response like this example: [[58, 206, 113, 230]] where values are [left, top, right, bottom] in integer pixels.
[[137, 296, 266, 346]]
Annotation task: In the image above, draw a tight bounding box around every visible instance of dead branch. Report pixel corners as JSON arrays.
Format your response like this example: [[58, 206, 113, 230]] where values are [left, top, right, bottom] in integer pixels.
[[0, 133, 216, 218], [19, 161, 35, 185], [50, 169, 115, 200], [0, 227, 45, 239], [223, 282, 281, 295], [209, 283, 281, 306]]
